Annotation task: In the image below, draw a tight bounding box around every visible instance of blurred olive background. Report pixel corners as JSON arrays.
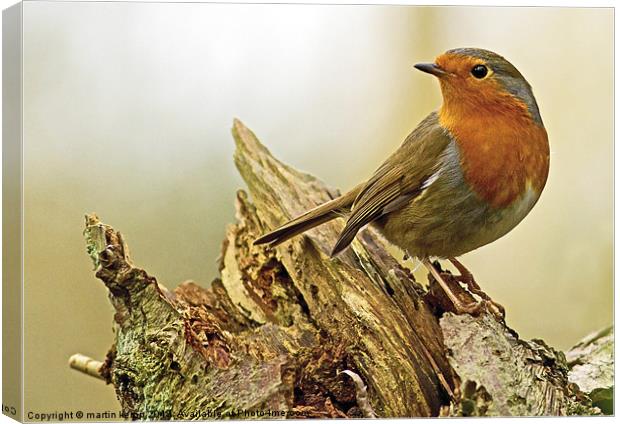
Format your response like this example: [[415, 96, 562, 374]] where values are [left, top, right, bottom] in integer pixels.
[[21, 2, 612, 416]]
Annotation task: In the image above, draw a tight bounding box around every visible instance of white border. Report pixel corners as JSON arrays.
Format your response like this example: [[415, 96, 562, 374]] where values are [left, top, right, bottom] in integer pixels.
[[0, 1, 615, 423]]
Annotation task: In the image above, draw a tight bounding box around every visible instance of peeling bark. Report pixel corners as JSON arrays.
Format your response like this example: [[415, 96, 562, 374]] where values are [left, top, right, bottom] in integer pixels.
[[566, 326, 614, 414], [72, 120, 611, 418], [440, 314, 597, 416]]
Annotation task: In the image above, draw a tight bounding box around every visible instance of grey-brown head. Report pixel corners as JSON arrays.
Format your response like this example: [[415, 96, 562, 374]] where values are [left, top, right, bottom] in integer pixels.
[[414, 48, 543, 126]]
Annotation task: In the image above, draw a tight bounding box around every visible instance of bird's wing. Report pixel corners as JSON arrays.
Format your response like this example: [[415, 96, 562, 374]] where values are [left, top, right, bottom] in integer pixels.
[[331, 112, 452, 256]]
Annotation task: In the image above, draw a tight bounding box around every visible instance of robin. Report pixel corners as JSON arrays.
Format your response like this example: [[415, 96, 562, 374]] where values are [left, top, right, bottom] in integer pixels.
[[254, 48, 550, 317]]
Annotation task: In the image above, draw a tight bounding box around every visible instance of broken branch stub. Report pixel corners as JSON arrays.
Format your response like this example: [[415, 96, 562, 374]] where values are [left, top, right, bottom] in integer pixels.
[[72, 119, 609, 418]]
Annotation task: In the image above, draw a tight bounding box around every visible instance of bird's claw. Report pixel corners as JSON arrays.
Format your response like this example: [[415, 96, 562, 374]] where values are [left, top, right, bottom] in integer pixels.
[[488, 299, 506, 320], [443, 258, 507, 321], [453, 299, 505, 321], [453, 300, 486, 316], [423, 258, 505, 322]]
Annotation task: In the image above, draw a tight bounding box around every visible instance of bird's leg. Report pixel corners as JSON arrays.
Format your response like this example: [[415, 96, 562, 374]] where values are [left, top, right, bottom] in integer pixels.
[[447, 257, 506, 319], [421, 258, 486, 316]]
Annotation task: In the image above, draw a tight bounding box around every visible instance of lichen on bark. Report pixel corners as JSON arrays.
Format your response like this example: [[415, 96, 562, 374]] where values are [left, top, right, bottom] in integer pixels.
[[71, 119, 612, 418]]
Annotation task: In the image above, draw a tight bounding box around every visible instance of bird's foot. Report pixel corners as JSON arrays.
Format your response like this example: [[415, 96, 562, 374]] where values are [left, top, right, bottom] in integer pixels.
[[449, 298, 488, 316], [422, 257, 504, 321], [446, 296, 503, 320], [453, 286, 505, 319], [447, 257, 505, 320]]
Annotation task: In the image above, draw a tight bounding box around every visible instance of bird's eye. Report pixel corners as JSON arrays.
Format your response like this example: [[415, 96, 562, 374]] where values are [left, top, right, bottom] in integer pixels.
[[471, 64, 488, 79]]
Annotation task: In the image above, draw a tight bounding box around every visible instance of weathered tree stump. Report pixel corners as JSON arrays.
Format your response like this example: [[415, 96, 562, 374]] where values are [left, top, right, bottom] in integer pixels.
[[70, 119, 612, 418]]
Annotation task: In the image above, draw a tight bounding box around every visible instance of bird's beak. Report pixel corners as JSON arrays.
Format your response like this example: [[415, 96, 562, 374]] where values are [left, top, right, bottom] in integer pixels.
[[414, 62, 447, 77]]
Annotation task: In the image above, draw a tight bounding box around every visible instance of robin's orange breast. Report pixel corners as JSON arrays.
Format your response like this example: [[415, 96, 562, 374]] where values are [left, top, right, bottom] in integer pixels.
[[439, 96, 550, 209], [376, 129, 548, 258]]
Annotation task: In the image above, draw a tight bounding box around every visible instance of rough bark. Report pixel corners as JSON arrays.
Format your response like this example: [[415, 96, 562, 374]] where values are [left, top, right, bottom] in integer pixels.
[[71, 119, 612, 418], [566, 326, 614, 414]]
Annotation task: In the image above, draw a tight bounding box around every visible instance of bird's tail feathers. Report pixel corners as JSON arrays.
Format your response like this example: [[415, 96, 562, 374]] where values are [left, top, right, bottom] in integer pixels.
[[253, 186, 360, 247]]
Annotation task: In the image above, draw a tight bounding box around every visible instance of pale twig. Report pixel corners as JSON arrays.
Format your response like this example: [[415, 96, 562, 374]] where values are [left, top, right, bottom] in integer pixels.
[[69, 353, 104, 380]]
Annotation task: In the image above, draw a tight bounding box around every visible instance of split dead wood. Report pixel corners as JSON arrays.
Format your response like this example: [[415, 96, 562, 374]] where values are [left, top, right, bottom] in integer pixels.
[[70, 119, 612, 418]]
